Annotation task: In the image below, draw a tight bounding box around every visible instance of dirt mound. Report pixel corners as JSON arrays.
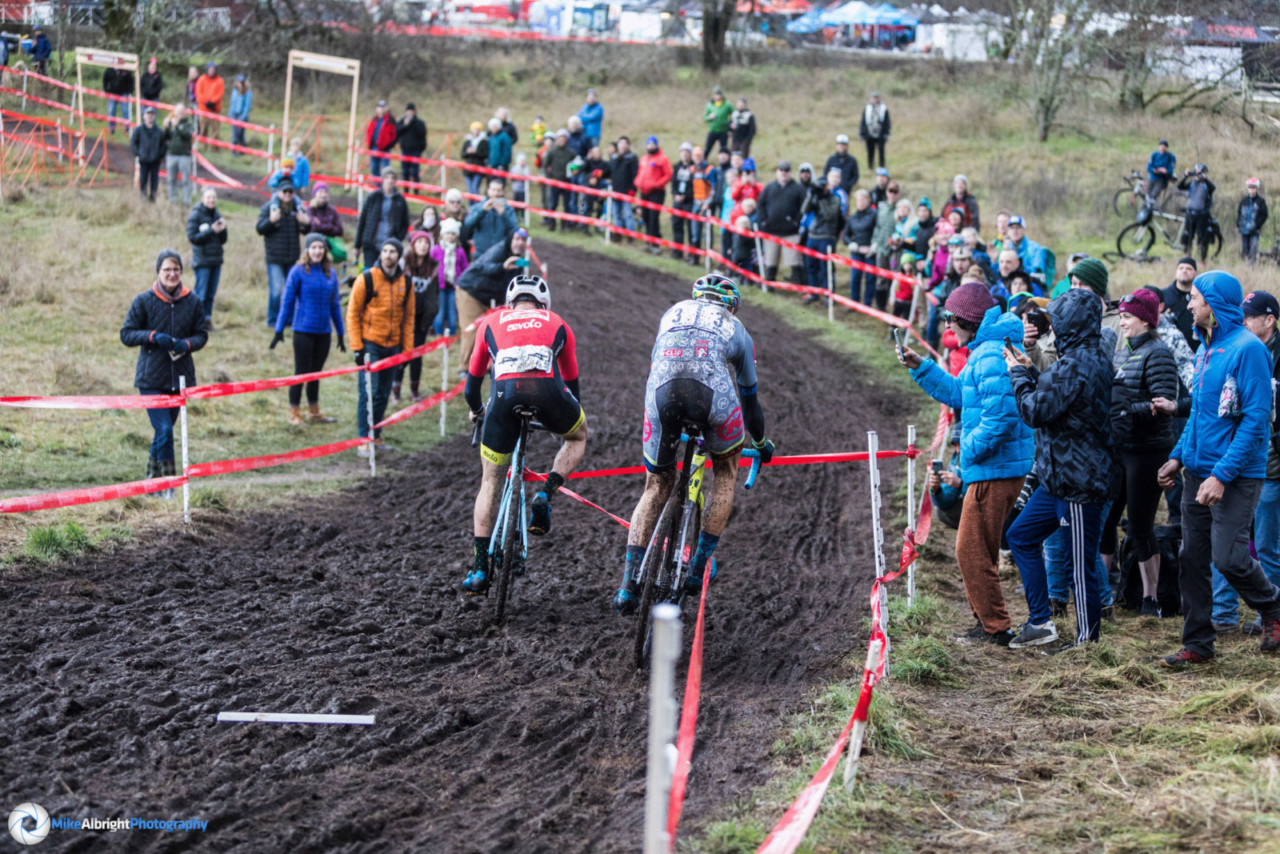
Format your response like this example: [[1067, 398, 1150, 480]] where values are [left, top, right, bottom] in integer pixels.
[[0, 241, 912, 852]]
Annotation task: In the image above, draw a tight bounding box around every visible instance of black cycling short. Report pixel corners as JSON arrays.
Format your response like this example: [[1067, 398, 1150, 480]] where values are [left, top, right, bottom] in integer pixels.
[[481, 377, 585, 465], [643, 377, 744, 473]]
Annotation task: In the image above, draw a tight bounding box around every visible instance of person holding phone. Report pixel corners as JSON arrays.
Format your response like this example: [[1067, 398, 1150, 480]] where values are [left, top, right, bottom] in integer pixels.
[[898, 283, 1034, 646], [186, 187, 228, 325]]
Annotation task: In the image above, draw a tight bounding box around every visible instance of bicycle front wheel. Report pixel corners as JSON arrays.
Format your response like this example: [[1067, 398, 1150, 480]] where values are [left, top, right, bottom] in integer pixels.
[[1112, 188, 1139, 218], [1206, 228, 1224, 260], [633, 496, 683, 669], [493, 482, 521, 625], [1117, 223, 1156, 257]]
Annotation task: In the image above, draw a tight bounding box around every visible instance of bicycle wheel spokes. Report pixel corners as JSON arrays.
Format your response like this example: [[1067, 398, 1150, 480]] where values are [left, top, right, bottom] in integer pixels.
[[493, 437, 524, 624], [672, 499, 703, 610], [633, 495, 684, 669], [1117, 222, 1156, 257]]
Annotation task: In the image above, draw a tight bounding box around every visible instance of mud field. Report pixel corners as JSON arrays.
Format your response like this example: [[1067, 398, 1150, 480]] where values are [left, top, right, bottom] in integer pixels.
[[1, 241, 912, 852]]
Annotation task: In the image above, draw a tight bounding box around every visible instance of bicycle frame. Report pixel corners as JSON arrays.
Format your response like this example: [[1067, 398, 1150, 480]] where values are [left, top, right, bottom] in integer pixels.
[[489, 421, 530, 576]]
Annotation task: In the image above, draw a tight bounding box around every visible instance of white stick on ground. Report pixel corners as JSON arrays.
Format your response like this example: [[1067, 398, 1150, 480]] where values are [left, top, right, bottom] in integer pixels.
[[364, 352, 376, 477], [906, 424, 917, 607], [643, 603, 681, 854], [843, 639, 882, 791], [216, 712, 375, 725]]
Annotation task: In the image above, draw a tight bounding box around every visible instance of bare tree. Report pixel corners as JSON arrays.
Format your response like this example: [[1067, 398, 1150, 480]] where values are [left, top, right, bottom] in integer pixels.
[[1001, 0, 1103, 141], [702, 0, 736, 72]]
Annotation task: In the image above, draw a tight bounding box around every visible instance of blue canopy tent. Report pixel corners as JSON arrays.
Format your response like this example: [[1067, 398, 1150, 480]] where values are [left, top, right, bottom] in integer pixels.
[[819, 0, 873, 25], [868, 3, 918, 25], [785, 5, 828, 32]]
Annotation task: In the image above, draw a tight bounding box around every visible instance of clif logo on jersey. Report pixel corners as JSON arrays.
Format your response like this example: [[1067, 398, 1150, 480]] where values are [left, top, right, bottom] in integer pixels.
[[663, 348, 684, 358]]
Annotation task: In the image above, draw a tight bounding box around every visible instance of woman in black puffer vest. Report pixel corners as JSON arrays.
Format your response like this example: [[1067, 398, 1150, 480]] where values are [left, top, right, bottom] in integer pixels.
[[1100, 287, 1179, 616], [120, 249, 210, 495]]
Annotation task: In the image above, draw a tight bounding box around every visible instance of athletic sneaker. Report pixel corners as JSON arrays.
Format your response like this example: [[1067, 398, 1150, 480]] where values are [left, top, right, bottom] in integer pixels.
[[987, 629, 1016, 647], [1140, 596, 1162, 618], [1049, 598, 1068, 619], [613, 583, 638, 615], [1260, 618, 1280, 653], [1242, 617, 1264, 637], [1159, 647, 1213, 668], [1212, 621, 1239, 634], [462, 569, 489, 594], [1008, 620, 1058, 649], [528, 493, 552, 536]]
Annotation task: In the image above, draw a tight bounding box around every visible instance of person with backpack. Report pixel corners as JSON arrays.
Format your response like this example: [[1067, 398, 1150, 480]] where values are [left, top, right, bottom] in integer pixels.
[[346, 237, 414, 454]]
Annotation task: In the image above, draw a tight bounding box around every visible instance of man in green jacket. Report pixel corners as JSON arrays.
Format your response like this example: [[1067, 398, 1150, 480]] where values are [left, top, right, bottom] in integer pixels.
[[703, 85, 733, 156]]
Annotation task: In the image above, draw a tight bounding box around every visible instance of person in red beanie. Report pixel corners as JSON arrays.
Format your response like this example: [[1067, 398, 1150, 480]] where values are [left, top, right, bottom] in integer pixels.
[[899, 282, 1035, 645], [1099, 288, 1180, 615]]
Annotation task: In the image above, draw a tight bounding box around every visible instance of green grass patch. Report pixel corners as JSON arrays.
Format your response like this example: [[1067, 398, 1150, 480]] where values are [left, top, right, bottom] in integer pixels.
[[190, 488, 230, 513], [1178, 685, 1280, 725], [867, 691, 927, 761], [22, 521, 95, 563], [893, 635, 955, 686], [887, 593, 946, 635]]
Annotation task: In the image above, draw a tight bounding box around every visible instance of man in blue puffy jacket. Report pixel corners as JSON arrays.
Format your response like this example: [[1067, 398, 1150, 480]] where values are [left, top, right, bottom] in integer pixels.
[[1146, 139, 1176, 200], [900, 283, 1034, 646], [1156, 271, 1280, 666], [577, 88, 603, 148], [1004, 288, 1116, 653]]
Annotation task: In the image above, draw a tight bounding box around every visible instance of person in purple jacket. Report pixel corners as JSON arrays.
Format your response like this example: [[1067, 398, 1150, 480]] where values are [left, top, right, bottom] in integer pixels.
[[271, 234, 346, 425]]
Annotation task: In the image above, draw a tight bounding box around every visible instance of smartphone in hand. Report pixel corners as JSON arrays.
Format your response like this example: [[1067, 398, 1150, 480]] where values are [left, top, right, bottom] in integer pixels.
[[892, 327, 906, 361], [1003, 336, 1014, 352]]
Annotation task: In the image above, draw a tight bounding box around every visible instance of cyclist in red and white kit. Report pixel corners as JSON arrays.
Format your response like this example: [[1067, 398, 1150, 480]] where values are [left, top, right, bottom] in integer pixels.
[[462, 274, 588, 594]]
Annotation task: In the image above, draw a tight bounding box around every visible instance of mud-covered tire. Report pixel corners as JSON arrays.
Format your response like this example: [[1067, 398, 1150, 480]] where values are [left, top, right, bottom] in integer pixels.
[[493, 489, 520, 624], [633, 497, 682, 669], [1117, 222, 1156, 257]]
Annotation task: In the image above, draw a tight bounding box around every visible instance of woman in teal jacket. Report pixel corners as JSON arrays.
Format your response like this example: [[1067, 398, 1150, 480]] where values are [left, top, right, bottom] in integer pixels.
[[900, 286, 1034, 645]]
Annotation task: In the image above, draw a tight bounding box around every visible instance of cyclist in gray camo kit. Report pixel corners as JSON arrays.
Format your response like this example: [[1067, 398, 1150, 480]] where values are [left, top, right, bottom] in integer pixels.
[[613, 274, 774, 615]]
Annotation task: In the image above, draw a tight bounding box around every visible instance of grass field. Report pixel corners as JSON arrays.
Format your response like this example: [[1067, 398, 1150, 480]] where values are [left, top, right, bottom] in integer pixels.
[[5, 45, 1280, 851]]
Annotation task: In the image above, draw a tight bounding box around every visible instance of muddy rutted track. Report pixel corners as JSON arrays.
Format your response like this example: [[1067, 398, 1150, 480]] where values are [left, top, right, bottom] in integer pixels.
[[1, 242, 910, 852]]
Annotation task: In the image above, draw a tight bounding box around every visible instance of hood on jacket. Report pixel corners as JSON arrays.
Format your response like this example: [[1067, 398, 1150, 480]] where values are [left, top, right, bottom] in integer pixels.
[[973, 305, 1025, 349], [1193, 270, 1245, 344], [1047, 288, 1102, 354]]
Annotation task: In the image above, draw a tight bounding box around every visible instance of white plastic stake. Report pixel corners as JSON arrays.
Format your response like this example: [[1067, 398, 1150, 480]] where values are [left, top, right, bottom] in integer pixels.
[[267, 124, 275, 171], [704, 220, 712, 274], [440, 341, 449, 437], [868, 431, 888, 639], [644, 603, 681, 854], [906, 424, 917, 607], [56, 119, 62, 164], [179, 376, 190, 524], [605, 197, 613, 244], [364, 352, 376, 477], [217, 712, 375, 725], [827, 256, 835, 324], [755, 233, 766, 292], [843, 639, 882, 791]]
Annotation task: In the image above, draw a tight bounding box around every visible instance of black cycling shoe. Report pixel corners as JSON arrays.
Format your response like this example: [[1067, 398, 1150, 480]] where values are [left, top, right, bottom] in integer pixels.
[[462, 569, 489, 595], [613, 582, 638, 615], [528, 492, 552, 536]]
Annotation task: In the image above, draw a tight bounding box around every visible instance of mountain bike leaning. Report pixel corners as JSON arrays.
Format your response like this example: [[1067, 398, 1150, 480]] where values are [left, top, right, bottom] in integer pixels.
[[609, 274, 775, 663], [462, 274, 588, 621]]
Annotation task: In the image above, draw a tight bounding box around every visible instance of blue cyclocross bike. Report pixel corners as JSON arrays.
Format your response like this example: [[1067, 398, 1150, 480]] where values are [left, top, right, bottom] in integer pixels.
[[633, 426, 762, 668], [472, 406, 544, 624]]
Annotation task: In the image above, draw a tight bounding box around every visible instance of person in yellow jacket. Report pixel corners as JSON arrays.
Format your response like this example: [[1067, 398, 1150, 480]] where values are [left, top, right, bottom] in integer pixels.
[[347, 237, 414, 453]]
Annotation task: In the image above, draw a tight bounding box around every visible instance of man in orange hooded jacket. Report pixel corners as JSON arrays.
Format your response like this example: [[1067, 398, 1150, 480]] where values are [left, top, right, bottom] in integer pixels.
[[193, 62, 224, 140]]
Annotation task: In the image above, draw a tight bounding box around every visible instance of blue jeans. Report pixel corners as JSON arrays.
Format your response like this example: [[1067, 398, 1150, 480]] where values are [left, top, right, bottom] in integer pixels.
[[141, 389, 179, 462], [926, 300, 942, 351], [193, 265, 221, 323], [231, 124, 246, 152], [1212, 478, 1280, 624], [266, 263, 286, 326], [108, 98, 130, 132], [1242, 233, 1261, 262], [805, 238, 835, 293], [357, 342, 398, 438], [464, 171, 484, 196], [371, 154, 390, 178], [1008, 487, 1106, 643], [433, 288, 458, 335], [1045, 499, 1114, 607], [849, 251, 874, 304], [611, 199, 635, 234]]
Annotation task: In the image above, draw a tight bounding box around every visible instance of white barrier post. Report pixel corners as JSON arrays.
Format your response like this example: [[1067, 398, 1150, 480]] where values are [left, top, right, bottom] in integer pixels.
[[644, 603, 681, 854], [908, 275, 921, 331], [21, 71, 28, 110], [440, 341, 449, 438], [906, 424, 917, 608], [267, 124, 275, 171], [843, 639, 882, 792], [604, 196, 612, 245], [364, 353, 376, 478], [755, 233, 766, 292], [56, 119, 62, 164], [703, 220, 712, 274], [827, 256, 835, 324], [179, 377, 190, 524], [868, 431, 888, 655]]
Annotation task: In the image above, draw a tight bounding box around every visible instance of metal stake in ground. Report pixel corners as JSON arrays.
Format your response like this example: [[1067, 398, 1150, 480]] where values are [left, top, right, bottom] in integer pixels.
[[827, 256, 835, 324], [842, 639, 882, 792], [179, 376, 190, 524], [906, 424, 917, 607], [440, 341, 449, 438], [364, 352, 376, 478], [755, 233, 766, 292], [644, 603, 680, 854], [867, 431, 888, 655], [704, 222, 713, 274]]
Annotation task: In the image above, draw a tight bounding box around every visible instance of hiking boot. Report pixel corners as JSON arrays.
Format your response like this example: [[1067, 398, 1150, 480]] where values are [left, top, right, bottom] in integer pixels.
[[613, 581, 638, 615], [391, 383, 402, 404], [1242, 617, 1264, 636], [1049, 598, 1068, 619], [356, 443, 371, 458], [1008, 620, 1058, 649], [308, 404, 336, 424], [988, 629, 1016, 647], [1212, 621, 1239, 634], [158, 460, 177, 501], [528, 492, 552, 536], [1140, 596, 1162, 618], [950, 620, 988, 644], [288, 405, 305, 426], [462, 568, 489, 595], [1260, 618, 1280, 652], [1159, 647, 1213, 668]]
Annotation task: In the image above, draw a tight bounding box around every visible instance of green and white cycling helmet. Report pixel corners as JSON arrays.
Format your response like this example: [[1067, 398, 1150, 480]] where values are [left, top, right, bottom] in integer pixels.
[[691, 274, 741, 312], [507, 274, 550, 309]]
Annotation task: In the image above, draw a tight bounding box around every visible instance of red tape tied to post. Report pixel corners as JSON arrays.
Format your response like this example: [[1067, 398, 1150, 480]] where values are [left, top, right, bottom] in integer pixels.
[[0, 394, 186, 410], [0, 476, 187, 514], [666, 573, 709, 847]]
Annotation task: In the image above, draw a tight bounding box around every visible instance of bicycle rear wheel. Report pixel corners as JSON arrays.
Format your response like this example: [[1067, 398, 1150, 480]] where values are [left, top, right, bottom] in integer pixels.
[[672, 499, 703, 609], [633, 495, 683, 669], [1112, 188, 1139, 218], [492, 485, 519, 624], [1117, 222, 1156, 257], [1206, 228, 1223, 260]]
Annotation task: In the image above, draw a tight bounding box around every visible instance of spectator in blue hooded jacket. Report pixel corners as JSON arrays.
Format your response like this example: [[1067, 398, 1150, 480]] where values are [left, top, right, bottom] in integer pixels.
[[464, 179, 519, 258], [486, 117, 512, 177], [1005, 215, 1054, 290], [901, 284, 1035, 646], [271, 234, 345, 426], [577, 88, 603, 147], [1156, 270, 1280, 666], [1004, 288, 1116, 653], [1146, 139, 1176, 199]]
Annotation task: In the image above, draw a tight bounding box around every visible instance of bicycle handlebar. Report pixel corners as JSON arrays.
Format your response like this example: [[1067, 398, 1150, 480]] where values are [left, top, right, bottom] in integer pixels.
[[471, 417, 483, 448], [742, 448, 763, 490]]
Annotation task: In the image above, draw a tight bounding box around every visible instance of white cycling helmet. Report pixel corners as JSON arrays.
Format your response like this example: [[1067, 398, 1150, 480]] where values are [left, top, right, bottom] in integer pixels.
[[506, 274, 550, 309]]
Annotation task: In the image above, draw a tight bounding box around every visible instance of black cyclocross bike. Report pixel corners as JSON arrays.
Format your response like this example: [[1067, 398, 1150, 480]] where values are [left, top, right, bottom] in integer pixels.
[[632, 428, 763, 669], [471, 406, 544, 624]]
